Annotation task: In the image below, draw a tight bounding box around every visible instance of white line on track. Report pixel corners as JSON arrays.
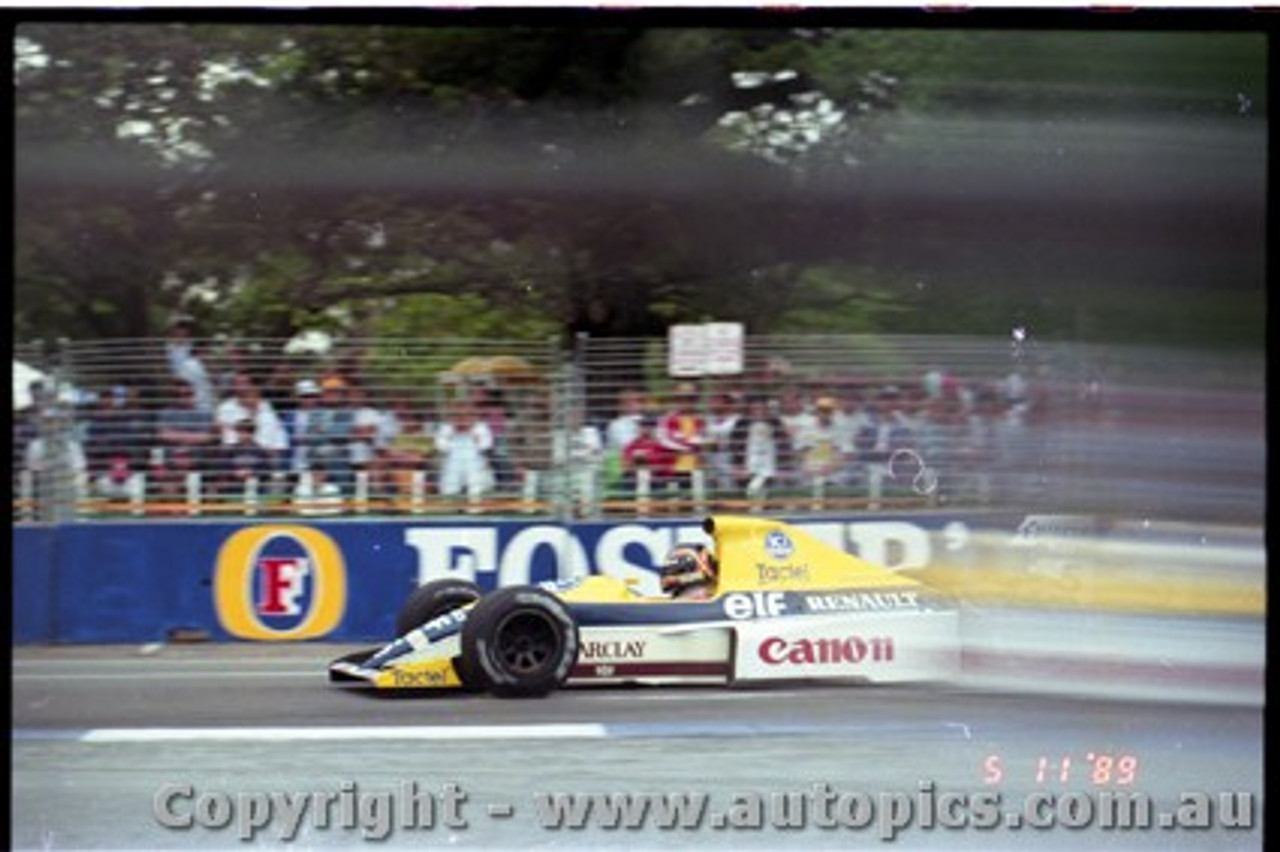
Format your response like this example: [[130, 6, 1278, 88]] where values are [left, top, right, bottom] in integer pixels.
[[20, 724, 610, 743], [13, 670, 318, 680], [570, 689, 807, 701], [12, 658, 328, 666]]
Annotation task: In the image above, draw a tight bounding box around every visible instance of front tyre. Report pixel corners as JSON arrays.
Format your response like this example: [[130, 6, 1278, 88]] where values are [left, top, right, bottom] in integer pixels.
[[461, 586, 579, 698], [394, 579, 482, 636]]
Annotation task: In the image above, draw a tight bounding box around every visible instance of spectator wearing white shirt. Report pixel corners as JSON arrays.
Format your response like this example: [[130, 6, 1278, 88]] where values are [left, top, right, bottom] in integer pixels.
[[435, 400, 494, 500], [727, 396, 789, 499], [24, 416, 88, 477], [553, 409, 604, 516], [605, 389, 646, 455], [777, 389, 815, 489], [795, 397, 851, 486], [215, 372, 288, 481]]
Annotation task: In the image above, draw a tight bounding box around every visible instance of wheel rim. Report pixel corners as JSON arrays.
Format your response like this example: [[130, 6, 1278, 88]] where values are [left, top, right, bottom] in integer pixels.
[[493, 611, 560, 676]]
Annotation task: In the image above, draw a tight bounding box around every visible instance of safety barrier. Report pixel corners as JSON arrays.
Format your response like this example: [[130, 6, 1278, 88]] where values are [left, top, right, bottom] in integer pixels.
[[12, 511, 1263, 645]]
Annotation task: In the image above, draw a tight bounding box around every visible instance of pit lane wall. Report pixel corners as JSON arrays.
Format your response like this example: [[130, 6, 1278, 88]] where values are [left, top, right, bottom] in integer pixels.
[[12, 513, 1264, 703]]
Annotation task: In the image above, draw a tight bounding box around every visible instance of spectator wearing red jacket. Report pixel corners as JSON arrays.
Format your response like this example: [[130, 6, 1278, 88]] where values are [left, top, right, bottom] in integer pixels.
[[621, 417, 676, 494], [655, 382, 706, 496]]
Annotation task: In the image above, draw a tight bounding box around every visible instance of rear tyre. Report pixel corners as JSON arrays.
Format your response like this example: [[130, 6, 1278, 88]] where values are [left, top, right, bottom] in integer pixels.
[[394, 579, 482, 636], [461, 586, 579, 698]]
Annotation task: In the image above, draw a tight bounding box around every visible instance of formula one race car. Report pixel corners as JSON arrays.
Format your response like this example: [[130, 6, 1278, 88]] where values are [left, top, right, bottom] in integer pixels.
[[329, 515, 959, 697]]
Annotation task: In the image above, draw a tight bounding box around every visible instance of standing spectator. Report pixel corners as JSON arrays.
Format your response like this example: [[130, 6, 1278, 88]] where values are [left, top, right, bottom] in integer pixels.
[[794, 397, 850, 488], [728, 395, 789, 499], [280, 379, 322, 483], [346, 382, 386, 494], [24, 407, 88, 496], [216, 371, 289, 484], [435, 400, 494, 501], [309, 376, 355, 491], [217, 416, 271, 498], [153, 382, 216, 500], [705, 392, 742, 496], [655, 382, 707, 497], [621, 416, 676, 495], [855, 387, 918, 503], [164, 313, 215, 414], [603, 389, 648, 498], [605, 389, 647, 456], [776, 388, 815, 489], [833, 390, 872, 460]]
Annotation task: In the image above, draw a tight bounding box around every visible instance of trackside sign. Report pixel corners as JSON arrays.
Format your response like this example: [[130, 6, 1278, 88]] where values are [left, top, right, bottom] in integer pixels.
[[12, 512, 1012, 644], [214, 525, 348, 640], [403, 519, 959, 594]]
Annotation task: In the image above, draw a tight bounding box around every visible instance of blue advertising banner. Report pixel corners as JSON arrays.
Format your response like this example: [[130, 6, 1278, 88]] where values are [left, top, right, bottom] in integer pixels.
[[13, 512, 1016, 644]]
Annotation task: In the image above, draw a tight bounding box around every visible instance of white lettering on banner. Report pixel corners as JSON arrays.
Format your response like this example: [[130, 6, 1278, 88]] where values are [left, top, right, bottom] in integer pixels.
[[595, 525, 668, 595], [404, 528, 496, 585], [846, 522, 932, 571], [406, 521, 959, 587], [500, 527, 591, 589]]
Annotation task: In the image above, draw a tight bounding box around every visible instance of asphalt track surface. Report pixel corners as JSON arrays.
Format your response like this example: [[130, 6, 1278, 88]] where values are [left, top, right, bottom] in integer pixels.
[[13, 644, 1263, 851]]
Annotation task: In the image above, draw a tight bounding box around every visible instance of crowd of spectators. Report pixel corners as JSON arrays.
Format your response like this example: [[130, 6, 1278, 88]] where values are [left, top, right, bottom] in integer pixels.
[[599, 374, 1039, 509], [14, 326, 1045, 516]]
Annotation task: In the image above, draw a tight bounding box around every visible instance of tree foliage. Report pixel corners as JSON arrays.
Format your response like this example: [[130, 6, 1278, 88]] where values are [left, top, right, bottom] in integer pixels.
[[14, 24, 1266, 349]]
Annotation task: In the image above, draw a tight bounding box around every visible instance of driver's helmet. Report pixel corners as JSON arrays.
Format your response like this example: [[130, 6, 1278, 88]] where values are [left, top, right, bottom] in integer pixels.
[[659, 544, 718, 597]]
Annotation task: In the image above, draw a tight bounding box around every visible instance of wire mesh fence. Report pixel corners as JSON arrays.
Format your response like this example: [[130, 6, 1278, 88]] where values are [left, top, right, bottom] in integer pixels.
[[12, 333, 1265, 525]]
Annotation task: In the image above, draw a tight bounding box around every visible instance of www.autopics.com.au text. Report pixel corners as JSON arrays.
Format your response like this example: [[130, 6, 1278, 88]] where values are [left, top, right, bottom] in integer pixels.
[[152, 780, 1255, 841]]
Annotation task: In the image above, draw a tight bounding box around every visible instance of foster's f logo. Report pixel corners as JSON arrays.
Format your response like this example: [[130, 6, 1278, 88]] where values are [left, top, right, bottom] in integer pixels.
[[256, 557, 311, 616], [215, 526, 346, 640]]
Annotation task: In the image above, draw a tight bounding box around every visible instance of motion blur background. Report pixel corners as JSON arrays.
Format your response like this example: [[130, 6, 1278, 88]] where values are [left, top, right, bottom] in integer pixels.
[[12, 21, 1267, 527]]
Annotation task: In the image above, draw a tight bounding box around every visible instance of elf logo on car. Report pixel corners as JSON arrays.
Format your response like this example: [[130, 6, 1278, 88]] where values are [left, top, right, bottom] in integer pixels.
[[758, 635, 895, 666], [722, 592, 788, 620], [214, 525, 347, 641]]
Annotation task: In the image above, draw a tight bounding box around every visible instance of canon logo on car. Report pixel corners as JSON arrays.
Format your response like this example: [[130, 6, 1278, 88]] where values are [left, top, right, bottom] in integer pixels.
[[757, 635, 895, 666]]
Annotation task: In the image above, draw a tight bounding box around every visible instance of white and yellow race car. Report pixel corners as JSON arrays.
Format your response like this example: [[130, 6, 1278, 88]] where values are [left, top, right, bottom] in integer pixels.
[[329, 515, 959, 697]]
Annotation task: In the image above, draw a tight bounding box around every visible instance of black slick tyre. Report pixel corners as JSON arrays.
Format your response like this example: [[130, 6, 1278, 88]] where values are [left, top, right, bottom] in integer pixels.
[[461, 586, 579, 698], [394, 578, 482, 636]]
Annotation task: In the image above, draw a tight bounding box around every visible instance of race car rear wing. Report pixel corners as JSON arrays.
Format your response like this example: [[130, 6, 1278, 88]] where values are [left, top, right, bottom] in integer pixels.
[[704, 515, 925, 593]]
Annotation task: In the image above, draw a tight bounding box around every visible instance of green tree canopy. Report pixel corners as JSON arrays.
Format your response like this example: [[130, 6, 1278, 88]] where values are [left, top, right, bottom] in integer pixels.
[[15, 24, 1266, 349]]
